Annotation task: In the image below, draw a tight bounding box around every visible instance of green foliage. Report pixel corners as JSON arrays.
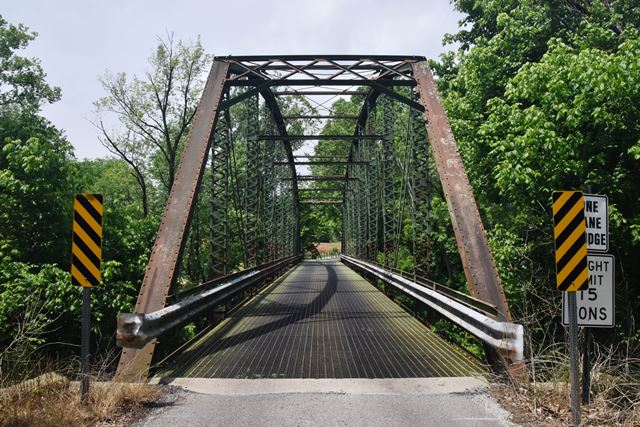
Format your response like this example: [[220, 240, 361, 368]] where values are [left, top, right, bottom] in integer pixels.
[[0, 261, 73, 345], [0, 258, 137, 357], [0, 137, 74, 266], [0, 16, 156, 364], [95, 34, 211, 212], [0, 15, 73, 267], [0, 15, 61, 112], [436, 0, 640, 355], [0, 155, 152, 358]]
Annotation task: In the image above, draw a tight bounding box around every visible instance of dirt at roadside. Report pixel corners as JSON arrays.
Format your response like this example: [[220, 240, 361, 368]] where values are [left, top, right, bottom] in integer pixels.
[[490, 383, 639, 426]]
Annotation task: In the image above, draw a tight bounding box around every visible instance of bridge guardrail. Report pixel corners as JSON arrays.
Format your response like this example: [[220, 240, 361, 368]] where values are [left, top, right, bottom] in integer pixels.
[[116, 255, 301, 349], [340, 255, 523, 362], [369, 262, 498, 318]]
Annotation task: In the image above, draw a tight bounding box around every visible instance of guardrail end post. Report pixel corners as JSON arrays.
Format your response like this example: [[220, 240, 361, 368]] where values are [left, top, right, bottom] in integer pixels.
[[506, 324, 527, 381], [116, 313, 146, 349]]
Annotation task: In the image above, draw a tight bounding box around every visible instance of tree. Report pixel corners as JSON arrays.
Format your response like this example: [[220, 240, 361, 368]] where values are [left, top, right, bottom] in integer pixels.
[[0, 136, 74, 265], [0, 16, 159, 366], [0, 15, 71, 266], [0, 15, 60, 112], [433, 0, 640, 353], [94, 33, 210, 216]]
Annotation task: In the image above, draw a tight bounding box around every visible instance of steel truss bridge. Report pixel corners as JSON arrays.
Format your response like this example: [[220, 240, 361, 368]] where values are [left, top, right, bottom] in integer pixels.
[[114, 55, 523, 382]]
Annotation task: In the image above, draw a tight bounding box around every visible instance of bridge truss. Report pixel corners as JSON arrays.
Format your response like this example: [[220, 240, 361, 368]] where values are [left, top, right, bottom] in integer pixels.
[[115, 55, 516, 381]]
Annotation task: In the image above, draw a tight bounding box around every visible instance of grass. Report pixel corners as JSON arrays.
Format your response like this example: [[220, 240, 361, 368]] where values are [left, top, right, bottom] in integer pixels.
[[0, 373, 161, 427], [489, 344, 640, 426], [492, 381, 640, 426]]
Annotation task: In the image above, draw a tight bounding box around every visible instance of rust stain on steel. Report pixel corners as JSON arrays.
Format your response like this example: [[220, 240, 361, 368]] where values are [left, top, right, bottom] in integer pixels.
[[411, 61, 512, 323], [115, 59, 230, 382]]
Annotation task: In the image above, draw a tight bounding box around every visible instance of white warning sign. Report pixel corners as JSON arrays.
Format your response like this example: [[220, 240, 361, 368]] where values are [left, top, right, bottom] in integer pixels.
[[562, 254, 615, 328], [584, 194, 608, 252]]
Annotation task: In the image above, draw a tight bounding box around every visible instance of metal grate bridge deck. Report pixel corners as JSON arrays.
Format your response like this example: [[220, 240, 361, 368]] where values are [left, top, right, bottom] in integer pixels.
[[156, 260, 483, 379]]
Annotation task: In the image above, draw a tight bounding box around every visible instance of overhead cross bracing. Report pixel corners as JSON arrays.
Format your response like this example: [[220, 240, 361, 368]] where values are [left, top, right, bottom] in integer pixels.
[[298, 200, 343, 205], [115, 54, 519, 382]]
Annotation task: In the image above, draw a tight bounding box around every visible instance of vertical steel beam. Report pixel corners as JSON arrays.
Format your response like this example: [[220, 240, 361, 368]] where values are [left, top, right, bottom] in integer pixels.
[[258, 89, 301, 256], [411, 61, 512, 322], [356, 144, 368, 259], [346, 147, 354, 256], [274, 159, 287, 258], [381, 96, 397, 267], [280, 177, 293, 257], [208, 108, 230, 279], [366, 109, 379, 262], [263, 121, 276, 262], [345, 190, 354, 256], [256, 138, 267, 264], [410, 101, 432, 278], [244, 95, 260, 266], [115, 60, 230, 382]]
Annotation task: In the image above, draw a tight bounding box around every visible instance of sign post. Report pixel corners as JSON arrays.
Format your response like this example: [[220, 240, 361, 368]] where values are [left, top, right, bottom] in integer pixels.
[[552, 191, 589, 426], [81, 287, 90, 402], [71, 194, 104, 403], [567, 291, 580, 424], [562, 256, 612, 398], [582, 327, 591, 404]]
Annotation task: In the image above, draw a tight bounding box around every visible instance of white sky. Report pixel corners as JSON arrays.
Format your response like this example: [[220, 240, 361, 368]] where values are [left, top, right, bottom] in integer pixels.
[[3, 0, 463, 159]]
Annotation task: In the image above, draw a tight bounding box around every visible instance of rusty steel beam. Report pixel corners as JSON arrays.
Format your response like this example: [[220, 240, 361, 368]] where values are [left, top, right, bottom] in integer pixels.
[[227, 79, 415, 87], [225, 54, 426, 61], [274, 91, 366, 96], [281, 175, 358, 181], [299, 200, 343, 205], [293, 155, 348, 159], [283, 115, 359, 120], [243, 65, 401, 71], [411, 62, 512, 324], [259, 135, 382, 141], [295, 188, 350, 192], [115, 60, 230, 382], [274, 161, 368, 166]]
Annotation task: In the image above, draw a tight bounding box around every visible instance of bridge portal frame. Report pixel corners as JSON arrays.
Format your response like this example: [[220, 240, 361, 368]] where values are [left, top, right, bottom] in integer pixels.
[[116, 55, 513, 382]]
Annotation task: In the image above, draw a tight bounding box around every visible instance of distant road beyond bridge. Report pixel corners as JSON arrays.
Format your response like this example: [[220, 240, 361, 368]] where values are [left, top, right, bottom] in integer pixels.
[[156, 259, 482, 379]]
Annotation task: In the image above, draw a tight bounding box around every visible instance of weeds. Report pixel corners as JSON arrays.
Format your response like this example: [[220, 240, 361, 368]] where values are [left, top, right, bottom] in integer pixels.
[[491, 341, 640, 425], [0, 311, 160, 427], [0, 372, 160, 427]]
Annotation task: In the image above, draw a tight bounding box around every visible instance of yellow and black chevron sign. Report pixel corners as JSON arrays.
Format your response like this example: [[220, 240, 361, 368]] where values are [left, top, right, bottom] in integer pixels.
[[71, 194, 103, 287], [552, 191, 588, 292]]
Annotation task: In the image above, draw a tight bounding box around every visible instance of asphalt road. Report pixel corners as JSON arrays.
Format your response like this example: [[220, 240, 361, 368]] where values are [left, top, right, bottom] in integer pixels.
[[139, 378, 516, 427]]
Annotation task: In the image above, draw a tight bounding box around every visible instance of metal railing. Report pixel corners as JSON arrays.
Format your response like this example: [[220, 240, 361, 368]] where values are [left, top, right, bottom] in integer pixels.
[[340, 255, 523, 362], [368, 261, 498, 318], [116, 255, 301, 349]]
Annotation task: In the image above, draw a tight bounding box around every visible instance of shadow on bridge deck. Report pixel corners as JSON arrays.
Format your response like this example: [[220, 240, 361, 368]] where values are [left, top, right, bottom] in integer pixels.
[[154, 260, 484, 379]]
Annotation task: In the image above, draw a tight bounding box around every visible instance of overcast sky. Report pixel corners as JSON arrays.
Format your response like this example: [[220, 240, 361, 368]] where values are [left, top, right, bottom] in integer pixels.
[[3, 0, 464, 159]]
